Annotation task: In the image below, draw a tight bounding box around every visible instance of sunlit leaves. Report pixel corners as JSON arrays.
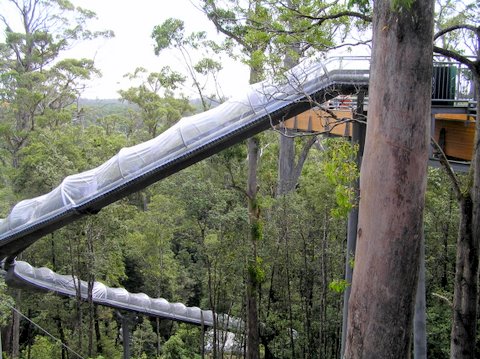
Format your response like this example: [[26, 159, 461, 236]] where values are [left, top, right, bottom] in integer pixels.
[[152, 17, 228, 107], [152, 18, 185, 54], [320, 138, 359, 217], [329, 278, 350, 293], [119, 67, 191, 138]]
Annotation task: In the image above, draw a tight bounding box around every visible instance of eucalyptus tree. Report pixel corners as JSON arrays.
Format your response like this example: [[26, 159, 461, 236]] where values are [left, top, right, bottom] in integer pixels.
[[175, 2, 272, 357], [151, 18, 226, 111], [11, 121, 132, 358], [0, 0, 112, 168], [195, 1, 371, 357], [0, 2, 113, 357], [344, 0, 435, 357], [172, 155, 249, 358], [423, 168, 459, 356], [119, 66, 192, 139], [430, 0, 480, 357]]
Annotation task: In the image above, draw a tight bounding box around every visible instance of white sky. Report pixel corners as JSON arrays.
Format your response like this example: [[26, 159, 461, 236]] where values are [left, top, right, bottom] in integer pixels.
[[1, 0, 372, 100], [1, 0, 250, 99], [69, 0, 250, 99]]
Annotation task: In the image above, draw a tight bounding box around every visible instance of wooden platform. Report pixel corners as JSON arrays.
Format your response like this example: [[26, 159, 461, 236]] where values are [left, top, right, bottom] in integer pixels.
[[433, 113, 475, 161], [279, 108, 353, 137], [281, 107, 476, 161]]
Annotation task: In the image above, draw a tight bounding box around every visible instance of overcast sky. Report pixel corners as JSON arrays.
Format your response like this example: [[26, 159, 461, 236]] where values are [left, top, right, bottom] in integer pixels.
[[1, 0, 370, 100], [65, 0, 251, 99], [1, 0, 250, 99]]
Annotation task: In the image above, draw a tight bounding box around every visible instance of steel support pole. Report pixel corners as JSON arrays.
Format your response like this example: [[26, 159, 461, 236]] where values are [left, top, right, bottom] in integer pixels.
[[122, 315, 131, 359], [201, 311, 205, 359], [117, 311, 136, 359]]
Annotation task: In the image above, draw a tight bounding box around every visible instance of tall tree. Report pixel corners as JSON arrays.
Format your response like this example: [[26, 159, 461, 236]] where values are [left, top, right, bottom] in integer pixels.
[[0, 0, 111, 167], [184, 2, 273, 357], [431, 1, 480, 356], [119, 66, 191, 138], [344, 0, 435, 357], [0, 2, 111, 357], [151, 18, 226, 111]]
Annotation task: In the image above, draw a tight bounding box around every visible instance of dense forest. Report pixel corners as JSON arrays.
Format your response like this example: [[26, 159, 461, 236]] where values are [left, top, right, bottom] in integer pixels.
[[0, 0, 479, 358]]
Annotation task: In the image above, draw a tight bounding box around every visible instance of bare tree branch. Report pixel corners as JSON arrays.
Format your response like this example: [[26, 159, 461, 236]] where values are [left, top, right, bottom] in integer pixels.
[[433, 46, 477, 70], [432, 292, 453, 307], [430, 136, 463, 201], [249, 10, 371, 38], [277, 0, 372, 24], [310, 11, 372, 24], [201, 2, 250, 51], [434, 24, 480, 41]]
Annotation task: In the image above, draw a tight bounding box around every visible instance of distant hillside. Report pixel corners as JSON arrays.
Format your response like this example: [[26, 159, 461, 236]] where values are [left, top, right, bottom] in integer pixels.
[[79, 97, 220, 122], [78, 98, 137, 124]]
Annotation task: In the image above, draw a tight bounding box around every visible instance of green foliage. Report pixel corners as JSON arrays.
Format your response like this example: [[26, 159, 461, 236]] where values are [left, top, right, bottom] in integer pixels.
[[329, 279, 350, 293], [194, 58, 222, 75], [0, 0, 110, 167], [0, 278, 14, 326], [151, 17, 226, 108], [119, 67, 191, 138], [1, 1, 477, 358], [347, 0, 372, 13], [423, 168, 463, 356], [320, 138, 359, 217], [23, 336, 62, 359], [132, 320, 158, 358], [248, 256, 266, 285], [251, 220, 264, 242], [161, 326, 201, 359], [152, 18, 186, 55]]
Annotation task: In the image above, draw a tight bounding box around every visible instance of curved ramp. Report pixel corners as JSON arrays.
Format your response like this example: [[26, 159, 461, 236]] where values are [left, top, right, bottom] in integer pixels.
[[0, 57, 370, 261], [5, 260, 242, 330], [0, 57, 370, 325]]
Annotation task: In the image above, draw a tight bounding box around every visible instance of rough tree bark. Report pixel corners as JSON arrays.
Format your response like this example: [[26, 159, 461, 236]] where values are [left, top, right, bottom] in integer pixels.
[[449, 75, 480, 359], [11, 291, 20, 359], [277, 130, 317, 196], [432, 24, 480, 358], [451, 194, 477, 358], [344, 0, 434, 357]]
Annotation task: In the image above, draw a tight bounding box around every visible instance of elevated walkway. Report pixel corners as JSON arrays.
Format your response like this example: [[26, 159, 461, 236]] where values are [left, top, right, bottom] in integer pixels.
[[0, 57, 371, 261], [4, 261, 241, 330], [0, 56, 476, 325]]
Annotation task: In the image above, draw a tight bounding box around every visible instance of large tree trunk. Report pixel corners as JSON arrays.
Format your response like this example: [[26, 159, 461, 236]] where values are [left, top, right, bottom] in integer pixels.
[[450, 195, 477, 358], [277, 131, 297, 196], [450, 76, 480, 359], [277, 131, 316, 196], [344, 0, 434, 357], [7, 290, 21, 359], [341, 92, 366, 356]]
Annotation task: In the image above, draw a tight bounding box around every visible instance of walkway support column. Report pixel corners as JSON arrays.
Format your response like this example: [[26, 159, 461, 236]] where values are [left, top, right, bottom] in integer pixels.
[[117, 311, 137, 359]]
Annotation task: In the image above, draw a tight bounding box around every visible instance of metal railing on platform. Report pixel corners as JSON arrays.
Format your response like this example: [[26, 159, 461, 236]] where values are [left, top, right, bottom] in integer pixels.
[[432, 60, 476, 107]]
